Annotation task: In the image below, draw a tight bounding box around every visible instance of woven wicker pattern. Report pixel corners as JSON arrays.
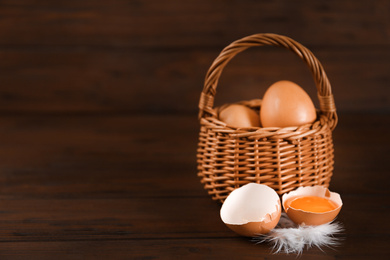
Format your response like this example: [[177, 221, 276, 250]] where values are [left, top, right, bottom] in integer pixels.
[[197, 34, 338, 203]]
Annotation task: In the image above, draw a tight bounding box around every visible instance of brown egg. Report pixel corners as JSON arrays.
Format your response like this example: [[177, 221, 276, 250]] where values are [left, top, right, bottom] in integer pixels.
[[282, 186, 343, 226], [219, 104, 261, 128], [220, 183, 281, 237], [260, 81, 317, 127]]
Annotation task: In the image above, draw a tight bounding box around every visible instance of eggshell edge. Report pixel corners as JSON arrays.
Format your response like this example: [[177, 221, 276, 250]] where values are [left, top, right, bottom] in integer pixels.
[[282, 186, 343, 226], [225, 206, 281, 237], [220, 183, 282, 237]]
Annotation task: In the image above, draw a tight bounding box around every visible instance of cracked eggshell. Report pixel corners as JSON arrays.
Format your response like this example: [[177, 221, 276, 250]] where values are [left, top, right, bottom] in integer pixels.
[[220, 183, 281, 237], [282, 186, 343, 226]]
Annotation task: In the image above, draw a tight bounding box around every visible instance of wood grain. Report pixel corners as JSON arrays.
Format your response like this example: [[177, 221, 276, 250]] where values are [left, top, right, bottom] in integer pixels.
[[0, 196, 387, 241], [0, 1, 389, 114], [0, 0, 389, 258], [0, 114, 388, 199], [0, 47, 389, 113], [0, 238, 386, 260], [0, 237, 388, 260], [0, 0, 388, 48], [0, 114, 388, 258]]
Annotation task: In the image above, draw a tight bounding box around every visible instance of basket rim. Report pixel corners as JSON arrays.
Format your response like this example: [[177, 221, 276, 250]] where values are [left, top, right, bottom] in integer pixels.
[[198, 33, 338, 130], [200, 99, 333, 140]]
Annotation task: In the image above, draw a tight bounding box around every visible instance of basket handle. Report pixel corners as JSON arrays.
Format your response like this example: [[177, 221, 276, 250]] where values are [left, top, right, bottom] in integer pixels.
[[198, 33, 338, 130]]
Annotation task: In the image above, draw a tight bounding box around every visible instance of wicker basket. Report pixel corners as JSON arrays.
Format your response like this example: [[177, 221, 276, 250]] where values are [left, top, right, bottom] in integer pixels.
[[197, 33, 338, 203]]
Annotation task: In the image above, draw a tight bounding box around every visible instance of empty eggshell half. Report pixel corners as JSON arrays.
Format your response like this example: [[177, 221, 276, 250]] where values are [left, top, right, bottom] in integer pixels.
[[220, 183, 281, 237], [282, 186, 343, 226]]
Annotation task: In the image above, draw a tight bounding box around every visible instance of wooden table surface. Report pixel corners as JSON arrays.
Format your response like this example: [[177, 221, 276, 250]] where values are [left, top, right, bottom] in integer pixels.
[[0, 1, 389, 259], [0, 112, 388, 259]]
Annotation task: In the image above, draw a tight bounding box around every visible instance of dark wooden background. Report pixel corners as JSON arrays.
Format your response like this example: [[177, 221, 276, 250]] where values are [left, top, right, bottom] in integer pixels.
[[0, 0, 389, 259]]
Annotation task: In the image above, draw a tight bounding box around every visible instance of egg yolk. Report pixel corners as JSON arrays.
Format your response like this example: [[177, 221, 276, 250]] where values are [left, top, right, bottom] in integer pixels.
[[289, 196, 338, 213]]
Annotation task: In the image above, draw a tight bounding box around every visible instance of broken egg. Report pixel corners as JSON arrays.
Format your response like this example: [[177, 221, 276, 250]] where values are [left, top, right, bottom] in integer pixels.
[[220, 183, 281, 237], [282, 186, 343, 226]]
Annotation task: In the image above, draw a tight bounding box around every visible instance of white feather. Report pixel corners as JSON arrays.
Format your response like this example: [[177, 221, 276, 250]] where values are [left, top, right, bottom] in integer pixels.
[[253, 213, 344, 254]]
